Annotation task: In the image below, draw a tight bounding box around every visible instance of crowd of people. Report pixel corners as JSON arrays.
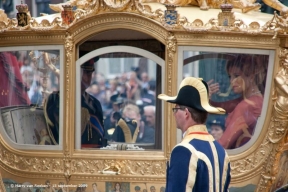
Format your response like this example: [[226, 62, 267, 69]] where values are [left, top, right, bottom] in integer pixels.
[[85, 69, 157, 144]]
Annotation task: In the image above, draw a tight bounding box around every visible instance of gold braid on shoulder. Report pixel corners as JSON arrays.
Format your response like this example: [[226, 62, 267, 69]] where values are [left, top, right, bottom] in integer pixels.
[[81, 107, 92, 140]]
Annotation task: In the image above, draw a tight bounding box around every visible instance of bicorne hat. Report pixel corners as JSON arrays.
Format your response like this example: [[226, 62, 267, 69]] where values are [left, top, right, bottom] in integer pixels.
[[81, 56, 99, 72], [158, 77, 225, 114]]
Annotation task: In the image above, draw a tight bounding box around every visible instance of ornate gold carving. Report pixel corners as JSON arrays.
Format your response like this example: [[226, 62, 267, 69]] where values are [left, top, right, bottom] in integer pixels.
[[269, 11, 288, 39], [269, 49, 288, 142], [0, 166, 5, 191], [0, 148, 64, 173], [29, 17, 64, 31], [64, 33, 72, 153], [142, 0, 261, 13], [49, 0, 98, 13], [0, 144, 165, 178], [0, 0, 278, 36], [135, 1, 164, 21], [230, 142, 270, 178], [0, 10, 9, 24], [256, 48, 288, 191], [165, 32, 176, 96], [262, 0, 288, 13], [69, 159, 166, 175]]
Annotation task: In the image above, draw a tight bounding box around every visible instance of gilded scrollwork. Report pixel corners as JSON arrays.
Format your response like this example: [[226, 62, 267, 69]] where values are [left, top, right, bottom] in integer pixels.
[[0, 0, 278, 35], [256, 48, 288, 191], [230, 143, 270, 176], [49, 0, 98, 14], [165, 32, 176, 96], [0, 148, 64, 173], [68, 159, 166, 176], [29, 17, 64, 31], [64, 159, 71, 182], [64, 32, 73, 154], [0, 144, 166, 177], [268, 11, 288, 39], [268, 49, 288, 143]]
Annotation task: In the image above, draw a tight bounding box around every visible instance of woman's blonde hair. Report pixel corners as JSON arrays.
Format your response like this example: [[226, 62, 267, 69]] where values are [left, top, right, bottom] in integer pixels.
[[226, 54, 268, 94]]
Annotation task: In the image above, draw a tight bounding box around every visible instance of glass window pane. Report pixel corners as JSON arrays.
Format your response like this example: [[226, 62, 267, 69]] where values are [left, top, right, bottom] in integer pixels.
[[183, 50, 270, 150], [78, 51, 162, 150], [0, 48, 61, 148]]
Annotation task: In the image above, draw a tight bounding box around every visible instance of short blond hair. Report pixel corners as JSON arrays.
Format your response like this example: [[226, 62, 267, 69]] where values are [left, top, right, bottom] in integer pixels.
[[122, 104, 140, 117]]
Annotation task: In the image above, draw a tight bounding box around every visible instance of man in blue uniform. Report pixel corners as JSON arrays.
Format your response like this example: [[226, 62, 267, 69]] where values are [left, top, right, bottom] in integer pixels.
[[158, 77, 231, 192]]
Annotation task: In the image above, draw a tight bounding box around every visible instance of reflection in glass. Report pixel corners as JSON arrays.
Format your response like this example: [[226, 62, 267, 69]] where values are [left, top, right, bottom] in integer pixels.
[[0, 49, 60, 145], [183, 52, 269, 149], [80, 52, 159, 149]]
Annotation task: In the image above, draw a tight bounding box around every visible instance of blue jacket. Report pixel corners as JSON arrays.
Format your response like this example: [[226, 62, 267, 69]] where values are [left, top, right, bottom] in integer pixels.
[[166, 125, 231, 192]]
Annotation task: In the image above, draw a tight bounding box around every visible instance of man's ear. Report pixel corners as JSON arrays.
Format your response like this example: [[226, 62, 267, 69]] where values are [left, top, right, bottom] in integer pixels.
[[184, 108, 190, 117]]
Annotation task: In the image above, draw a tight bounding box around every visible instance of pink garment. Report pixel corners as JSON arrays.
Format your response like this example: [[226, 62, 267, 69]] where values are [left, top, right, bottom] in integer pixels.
[[0, 52, 30, 107], [218, 95, 263, 149]]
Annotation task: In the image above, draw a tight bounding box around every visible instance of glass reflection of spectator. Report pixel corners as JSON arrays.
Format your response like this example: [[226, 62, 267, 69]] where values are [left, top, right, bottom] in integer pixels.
[[141, 85, 155, 106], [92, 183, 101, 192], [148, 80, 156, 96], [30, 81, 43, 105], [21, 65, 34, 90], [105, 79, 119, 108], [140, 72, 150, 89], [119, 72, 128, 85], [113, 182, 122, 192], [149, 186, 156, 192], [209, 54, 268, 149], [88, 83, 106, 105], [143, 105, 155, 129], [126, 71, 141, 102], [208, 116, 225, 140], [0, 52, 31, 107]]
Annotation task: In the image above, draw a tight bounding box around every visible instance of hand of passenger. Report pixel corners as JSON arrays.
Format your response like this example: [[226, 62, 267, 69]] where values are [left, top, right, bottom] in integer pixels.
[[207, 79, 219, 98]]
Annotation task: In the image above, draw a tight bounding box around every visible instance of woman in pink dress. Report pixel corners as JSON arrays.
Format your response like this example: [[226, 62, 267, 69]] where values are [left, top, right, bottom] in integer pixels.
[[209, 54, 268, 149]]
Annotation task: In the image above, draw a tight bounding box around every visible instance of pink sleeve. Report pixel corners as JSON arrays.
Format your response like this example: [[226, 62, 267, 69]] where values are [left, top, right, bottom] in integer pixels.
[[218, 103, 248, 149]]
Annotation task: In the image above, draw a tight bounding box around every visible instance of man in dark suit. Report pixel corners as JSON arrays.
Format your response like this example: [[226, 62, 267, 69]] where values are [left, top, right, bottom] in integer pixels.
[[45, 56, 106, 147], [80, 56, 105, 147]]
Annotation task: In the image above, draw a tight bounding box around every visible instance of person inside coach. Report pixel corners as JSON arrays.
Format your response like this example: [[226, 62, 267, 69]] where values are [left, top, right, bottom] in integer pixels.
[[45, 56, 106, 147]]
